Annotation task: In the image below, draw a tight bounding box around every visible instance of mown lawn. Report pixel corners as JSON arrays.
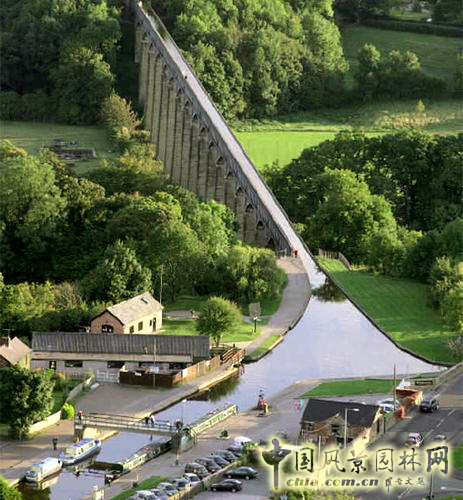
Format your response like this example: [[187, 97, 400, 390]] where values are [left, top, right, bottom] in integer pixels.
[[0, 120, 115, 173], [245, 335, 281, 361], [341, 25, 461, 83], [110, 476, 168, 500], [318, 259, 458, 363], [452, 443, 463, 471], [160, 318, 261, 343], [300, 379, 395, 398]]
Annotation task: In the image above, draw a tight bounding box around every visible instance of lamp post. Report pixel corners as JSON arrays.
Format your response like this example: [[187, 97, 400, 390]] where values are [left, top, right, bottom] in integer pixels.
[[181, 399, 187, 424], [344, 408, 359, 449]]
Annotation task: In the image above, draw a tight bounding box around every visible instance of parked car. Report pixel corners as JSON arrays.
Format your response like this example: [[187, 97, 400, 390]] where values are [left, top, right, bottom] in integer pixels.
[[234, 436, 252, 447], [195, 457, 221, 473], [225, 466, 258, 479], [157, 482, 179, 497], [148, 490, 169, 500], [172, 478, 190, 491], [434, 434, 446, 443], [420, 398, 439, 413], [212, 449, 237, 462], [227, 444, 243, 457], [377, 399, 400, 412], [182, 472, 201, 485], [184, 462, 209, 479], [209, 455, 229, 467], [211, 479, 243, 492], [133, 491, 157, 500], [405, 432, 424, 447]]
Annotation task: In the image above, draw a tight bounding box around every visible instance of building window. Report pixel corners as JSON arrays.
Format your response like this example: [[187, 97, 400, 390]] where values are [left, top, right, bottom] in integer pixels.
[[152, 317, 156, 330], [49, 361, 56, 370], [64, 360, 83, 368], [129, 325, 134, 333], [306, 422, 314, 432], [138, 321, 143, 331], [331, 424, 340, 435], [101, 324, 114, 333], [107, 361, 125, 369]]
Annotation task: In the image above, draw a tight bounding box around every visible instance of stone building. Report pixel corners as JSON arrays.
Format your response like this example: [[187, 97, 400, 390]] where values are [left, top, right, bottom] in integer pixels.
[[299, 398, 383, 447], [90, 292, 163, 334], [31, 332, 210, 378], [0, 336, 32, 368]]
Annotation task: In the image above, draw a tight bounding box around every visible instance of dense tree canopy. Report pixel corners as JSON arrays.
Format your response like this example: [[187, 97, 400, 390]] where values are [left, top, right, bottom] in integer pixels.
[[196, 296, 241, 346], [162, 0, 348, 118]]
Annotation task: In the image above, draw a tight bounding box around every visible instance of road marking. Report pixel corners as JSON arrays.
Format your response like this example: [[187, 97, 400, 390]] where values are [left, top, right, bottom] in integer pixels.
[[436, 418, 445, 428], [448, 409, 456, 416]]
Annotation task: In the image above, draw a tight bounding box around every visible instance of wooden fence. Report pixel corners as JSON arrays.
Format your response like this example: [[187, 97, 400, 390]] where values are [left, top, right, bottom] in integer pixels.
[[318, 249, 351, 270]]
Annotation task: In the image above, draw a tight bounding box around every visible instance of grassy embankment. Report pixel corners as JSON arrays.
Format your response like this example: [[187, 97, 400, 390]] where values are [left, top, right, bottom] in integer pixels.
[[300, 379, 395, 398], [452, 443, 463, 471], [245, 335, 282, 361], [110, 476, 168, 500], [0, 120, 114, 174], [318, 258, 458, 364]]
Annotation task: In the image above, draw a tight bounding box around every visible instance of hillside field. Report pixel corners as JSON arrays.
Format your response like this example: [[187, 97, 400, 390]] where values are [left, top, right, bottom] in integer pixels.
[[318, 258, 459, 364], [341, 25, 461, 83]]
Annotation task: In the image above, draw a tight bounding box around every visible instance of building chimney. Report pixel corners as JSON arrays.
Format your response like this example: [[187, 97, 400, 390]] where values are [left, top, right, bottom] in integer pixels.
[[0, 337, 11, 347]]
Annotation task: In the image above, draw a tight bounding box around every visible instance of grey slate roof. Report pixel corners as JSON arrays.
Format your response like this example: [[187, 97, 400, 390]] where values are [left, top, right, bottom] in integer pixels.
[[32, 332, 209, 358], [301, 398, 379, 428], [0, 337, 31, 364], [103, 292, 163, 325]]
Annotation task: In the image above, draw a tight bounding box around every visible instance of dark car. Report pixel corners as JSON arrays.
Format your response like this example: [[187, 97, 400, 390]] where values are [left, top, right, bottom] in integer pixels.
[[420, 398, 439, 413], [184, 462, 209, 479], [225, 466, 258, 480], [195, 457, 221, 473], [148, 489, 169, 500], [212, 449, 237, 462], [227, 445, 243, 457], [211, 479, 243, 492], [209, 455, 229, 468]]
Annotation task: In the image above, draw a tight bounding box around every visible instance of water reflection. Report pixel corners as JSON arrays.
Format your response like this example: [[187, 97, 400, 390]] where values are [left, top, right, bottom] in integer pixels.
[[312, 278, 346, 303]]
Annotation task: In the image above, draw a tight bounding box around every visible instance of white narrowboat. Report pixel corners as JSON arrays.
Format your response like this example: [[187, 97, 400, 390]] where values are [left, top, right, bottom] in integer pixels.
[[59, 438, 101, 465], [25, 457, 62, 483]]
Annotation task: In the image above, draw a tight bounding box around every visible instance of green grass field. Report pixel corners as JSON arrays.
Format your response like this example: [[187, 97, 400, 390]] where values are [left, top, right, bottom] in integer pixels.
[[453, 443, 463, 471], [300, 379, 395, 398], [0, 120, 115, 173], [110, 476, 167, 500], [161, 318, 261, 343], [245, 335, 282, 361], [318, 258, 458, 363], [341, 25, 461, 83]]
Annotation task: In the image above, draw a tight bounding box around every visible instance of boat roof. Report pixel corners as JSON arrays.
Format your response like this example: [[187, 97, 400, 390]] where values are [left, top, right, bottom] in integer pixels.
[[31, 457, 60, 467], [68, 438, 96, 449]]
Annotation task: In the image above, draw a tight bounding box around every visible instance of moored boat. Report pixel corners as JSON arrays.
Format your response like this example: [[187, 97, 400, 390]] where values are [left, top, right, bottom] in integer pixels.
[[25, 457, 62, 483], [59, 438, 101, 465]]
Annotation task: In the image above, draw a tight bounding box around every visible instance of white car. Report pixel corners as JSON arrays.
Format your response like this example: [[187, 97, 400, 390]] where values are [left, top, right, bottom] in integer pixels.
[[377, 399, 400, 412], [405, 432, 424, 447]]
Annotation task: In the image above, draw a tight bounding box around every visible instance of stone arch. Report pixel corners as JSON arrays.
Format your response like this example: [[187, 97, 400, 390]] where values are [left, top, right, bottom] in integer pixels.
[[256, 220, 268, 247], [267, 237, 276, 250], [245, 203, 254, 213]]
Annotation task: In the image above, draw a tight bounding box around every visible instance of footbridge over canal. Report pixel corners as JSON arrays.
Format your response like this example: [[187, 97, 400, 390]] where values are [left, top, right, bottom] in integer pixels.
[[130, 0, 308, 256]]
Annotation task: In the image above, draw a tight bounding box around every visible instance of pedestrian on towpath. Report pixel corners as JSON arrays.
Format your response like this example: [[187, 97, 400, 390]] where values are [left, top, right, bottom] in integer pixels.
[[52, 437, 58, 450]]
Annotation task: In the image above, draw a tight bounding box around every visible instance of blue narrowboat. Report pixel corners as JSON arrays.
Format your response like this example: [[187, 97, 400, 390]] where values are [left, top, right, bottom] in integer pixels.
[[59, 438, 101, 465]]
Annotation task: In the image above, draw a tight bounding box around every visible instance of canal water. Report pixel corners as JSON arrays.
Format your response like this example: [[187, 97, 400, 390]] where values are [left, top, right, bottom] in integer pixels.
[[19, 255, 442, 499]]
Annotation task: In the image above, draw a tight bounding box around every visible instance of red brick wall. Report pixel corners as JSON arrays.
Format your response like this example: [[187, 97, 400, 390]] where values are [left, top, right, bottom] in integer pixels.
[[90, 313, 124, 334]]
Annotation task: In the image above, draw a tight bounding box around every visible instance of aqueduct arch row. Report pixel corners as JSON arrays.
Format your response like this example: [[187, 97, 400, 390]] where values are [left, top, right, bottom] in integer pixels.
[[132, 1, 294, 252]]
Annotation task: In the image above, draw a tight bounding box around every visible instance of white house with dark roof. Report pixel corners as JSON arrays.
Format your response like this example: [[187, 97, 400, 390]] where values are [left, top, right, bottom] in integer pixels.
[[90, 292, 163, 334], [31, 332, 210, 377]]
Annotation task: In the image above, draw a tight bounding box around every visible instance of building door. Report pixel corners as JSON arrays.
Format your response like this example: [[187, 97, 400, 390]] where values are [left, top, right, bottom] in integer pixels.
[[49, 360, 56, 370], [152, 317, 156, 331]]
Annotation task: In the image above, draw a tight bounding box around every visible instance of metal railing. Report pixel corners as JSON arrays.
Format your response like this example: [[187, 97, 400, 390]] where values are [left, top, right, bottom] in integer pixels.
[[75, 413, 179, 435]]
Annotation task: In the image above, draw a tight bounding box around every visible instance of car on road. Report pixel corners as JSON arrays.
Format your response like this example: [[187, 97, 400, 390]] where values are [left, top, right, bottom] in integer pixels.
[[157, 482, 179, 497], [405, 432, 424, 447], [225, 466, 258, 479], [209, 454, 229, 468], [420, 398, 439, 413], [148, 489, 169, 500], [182, 472, 201, 485], [211, 479, 243, 492], [227, 444, 243, 457], [434, 434, 446, 443], [212, 449, 237, 462], [195, 457, 221, 473], [171, 478, 190, 491], [184, 462, 209, 479], [377, 399, 400, 413]]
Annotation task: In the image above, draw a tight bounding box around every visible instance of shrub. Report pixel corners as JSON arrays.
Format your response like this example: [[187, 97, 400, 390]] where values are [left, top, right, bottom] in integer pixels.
[[61, 403, 75, 420], [362, 18, 462, 37]]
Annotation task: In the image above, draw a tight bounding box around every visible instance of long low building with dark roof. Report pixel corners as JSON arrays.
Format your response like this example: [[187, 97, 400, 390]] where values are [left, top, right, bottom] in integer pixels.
[[32, 332, 210, 378]]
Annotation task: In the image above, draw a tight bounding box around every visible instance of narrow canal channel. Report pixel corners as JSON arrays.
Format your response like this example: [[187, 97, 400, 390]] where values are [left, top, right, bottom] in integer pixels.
[[19, 256, 441, 499]]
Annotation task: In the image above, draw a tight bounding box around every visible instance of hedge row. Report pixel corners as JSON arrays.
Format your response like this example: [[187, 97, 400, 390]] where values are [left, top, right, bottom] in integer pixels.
[[362, 18, 462, 37]]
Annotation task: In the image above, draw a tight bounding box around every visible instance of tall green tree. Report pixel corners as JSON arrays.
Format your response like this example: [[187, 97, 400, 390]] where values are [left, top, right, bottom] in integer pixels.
[[0, 475, 22, 500], [82, 241, 152, 303], [196, 296, 241, 346], [0, 366, 55, 439]]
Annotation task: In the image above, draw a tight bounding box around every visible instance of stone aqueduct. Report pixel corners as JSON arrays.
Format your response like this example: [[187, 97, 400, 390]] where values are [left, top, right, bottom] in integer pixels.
[[130, 0, 306, 256]]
